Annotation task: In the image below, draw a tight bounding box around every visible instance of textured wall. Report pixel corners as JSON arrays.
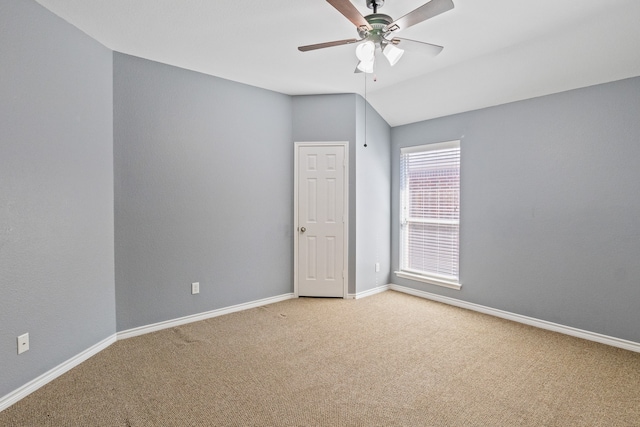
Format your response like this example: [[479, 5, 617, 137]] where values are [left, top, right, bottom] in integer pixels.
[[114, 53, 293, 331], [0, 0, 115, 398], [391, 76, 640, 342]]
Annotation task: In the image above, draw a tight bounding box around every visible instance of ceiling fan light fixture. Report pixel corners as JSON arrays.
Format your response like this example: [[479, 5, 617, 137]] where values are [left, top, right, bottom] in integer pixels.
[[383, 43, 404, 66], [355, 40, 376, 62], [356, 59, 375, 73]]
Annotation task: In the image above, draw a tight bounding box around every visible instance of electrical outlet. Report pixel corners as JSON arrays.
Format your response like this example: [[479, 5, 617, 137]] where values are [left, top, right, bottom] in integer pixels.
[[191, 282, 200, 295], [18, 333, 29, 354], [375, 262, 380, 272]]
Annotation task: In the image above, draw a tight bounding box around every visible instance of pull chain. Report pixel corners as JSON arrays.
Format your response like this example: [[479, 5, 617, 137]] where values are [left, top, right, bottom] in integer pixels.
[[364, 72, 367, 147]]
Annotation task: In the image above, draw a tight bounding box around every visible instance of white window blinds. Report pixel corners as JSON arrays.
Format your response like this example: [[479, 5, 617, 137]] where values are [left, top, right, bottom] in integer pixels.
[[400, 141, 460, 284]]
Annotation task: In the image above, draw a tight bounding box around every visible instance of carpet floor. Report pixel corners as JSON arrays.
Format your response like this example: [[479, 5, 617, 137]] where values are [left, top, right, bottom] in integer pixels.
[[1, 290, 639, 426]]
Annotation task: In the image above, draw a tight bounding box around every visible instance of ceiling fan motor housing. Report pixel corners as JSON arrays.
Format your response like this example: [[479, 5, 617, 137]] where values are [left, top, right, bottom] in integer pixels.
[[358, 13, 393, 46]]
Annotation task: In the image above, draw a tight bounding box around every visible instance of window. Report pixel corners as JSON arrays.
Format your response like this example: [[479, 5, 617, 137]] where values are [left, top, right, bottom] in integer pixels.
[[397, 141, 461, 290]]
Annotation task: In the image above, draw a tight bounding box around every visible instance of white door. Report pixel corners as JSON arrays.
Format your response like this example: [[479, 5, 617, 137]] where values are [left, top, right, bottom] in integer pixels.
[[295, 143, 347, 297]]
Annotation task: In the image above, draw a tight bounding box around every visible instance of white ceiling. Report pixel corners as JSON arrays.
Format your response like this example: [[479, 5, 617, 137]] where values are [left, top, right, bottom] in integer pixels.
[[35, 0, 640, 126]]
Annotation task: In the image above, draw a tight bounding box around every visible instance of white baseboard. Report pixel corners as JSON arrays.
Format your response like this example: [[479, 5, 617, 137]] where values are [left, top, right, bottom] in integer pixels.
[[117, 293, 296, 340], [389, 284, 640, 353], [0, 334, 116, 412], [347, 284, 390, 300]]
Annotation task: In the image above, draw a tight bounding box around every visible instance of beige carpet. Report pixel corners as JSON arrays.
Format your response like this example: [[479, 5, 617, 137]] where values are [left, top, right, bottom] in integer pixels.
[[1, 290, 639, 426]]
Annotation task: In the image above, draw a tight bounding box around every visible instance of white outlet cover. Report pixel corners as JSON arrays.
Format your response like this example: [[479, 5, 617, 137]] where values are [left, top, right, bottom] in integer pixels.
[[191, 282, 200, 295], [18, 333, 29, 354]]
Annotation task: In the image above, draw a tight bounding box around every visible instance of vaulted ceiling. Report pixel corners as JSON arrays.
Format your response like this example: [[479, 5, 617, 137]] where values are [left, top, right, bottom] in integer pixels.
[[36, 0, 640, 126]]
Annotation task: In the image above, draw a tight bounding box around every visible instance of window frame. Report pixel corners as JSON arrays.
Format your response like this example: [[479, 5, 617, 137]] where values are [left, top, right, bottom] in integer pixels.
[[396, 140, 462, 290]]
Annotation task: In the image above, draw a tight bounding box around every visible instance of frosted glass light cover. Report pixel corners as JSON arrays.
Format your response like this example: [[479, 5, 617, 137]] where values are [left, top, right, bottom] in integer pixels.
[[356, 60, 374, 73], [383, 43, 404, 66], [355, 41, 375, 62]]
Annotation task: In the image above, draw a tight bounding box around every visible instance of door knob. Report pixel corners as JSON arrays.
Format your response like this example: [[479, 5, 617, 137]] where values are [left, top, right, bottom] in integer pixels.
[[300, 227, 306, 233]]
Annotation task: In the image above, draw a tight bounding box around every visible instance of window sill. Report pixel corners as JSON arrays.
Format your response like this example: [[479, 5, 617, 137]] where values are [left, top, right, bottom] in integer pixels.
[[394, 271, 461, 290]]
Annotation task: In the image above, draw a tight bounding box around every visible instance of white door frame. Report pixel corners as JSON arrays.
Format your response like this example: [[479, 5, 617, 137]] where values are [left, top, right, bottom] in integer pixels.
[[294, 141, 349, 298]]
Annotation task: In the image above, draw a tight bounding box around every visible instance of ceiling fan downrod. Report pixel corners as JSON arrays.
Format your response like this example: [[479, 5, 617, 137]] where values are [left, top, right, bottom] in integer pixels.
[[366, 0, 384, 14]]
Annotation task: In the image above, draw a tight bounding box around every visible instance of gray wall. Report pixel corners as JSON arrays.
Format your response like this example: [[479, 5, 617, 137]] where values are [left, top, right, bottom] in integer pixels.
[[114, 53, 294, 331], [0, 0, 115, 398], [391, 76, 640, 343], [355, 95, 391, 294]]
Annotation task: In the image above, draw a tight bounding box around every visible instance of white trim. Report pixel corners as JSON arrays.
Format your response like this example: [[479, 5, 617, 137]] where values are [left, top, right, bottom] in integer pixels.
[[400, 139, 460, 154], [0, 334, 116, 412], [293, 141, 349, 299], [389, 284, 640, 353], [347, 284, 390, 300], [117, 293, 296, 340], [395, 270, 461, 290]]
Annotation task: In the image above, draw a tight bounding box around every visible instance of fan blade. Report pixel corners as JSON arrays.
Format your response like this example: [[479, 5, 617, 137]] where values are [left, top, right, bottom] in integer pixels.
[[390, 37, 443, 56], [326, 0, 372, 30], [384, 0, 454, 33], [298, 38, 361, 52]]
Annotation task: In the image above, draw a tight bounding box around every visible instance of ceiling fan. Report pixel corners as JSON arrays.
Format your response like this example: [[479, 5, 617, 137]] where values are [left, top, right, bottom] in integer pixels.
[[298, 0, 454, 73]]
